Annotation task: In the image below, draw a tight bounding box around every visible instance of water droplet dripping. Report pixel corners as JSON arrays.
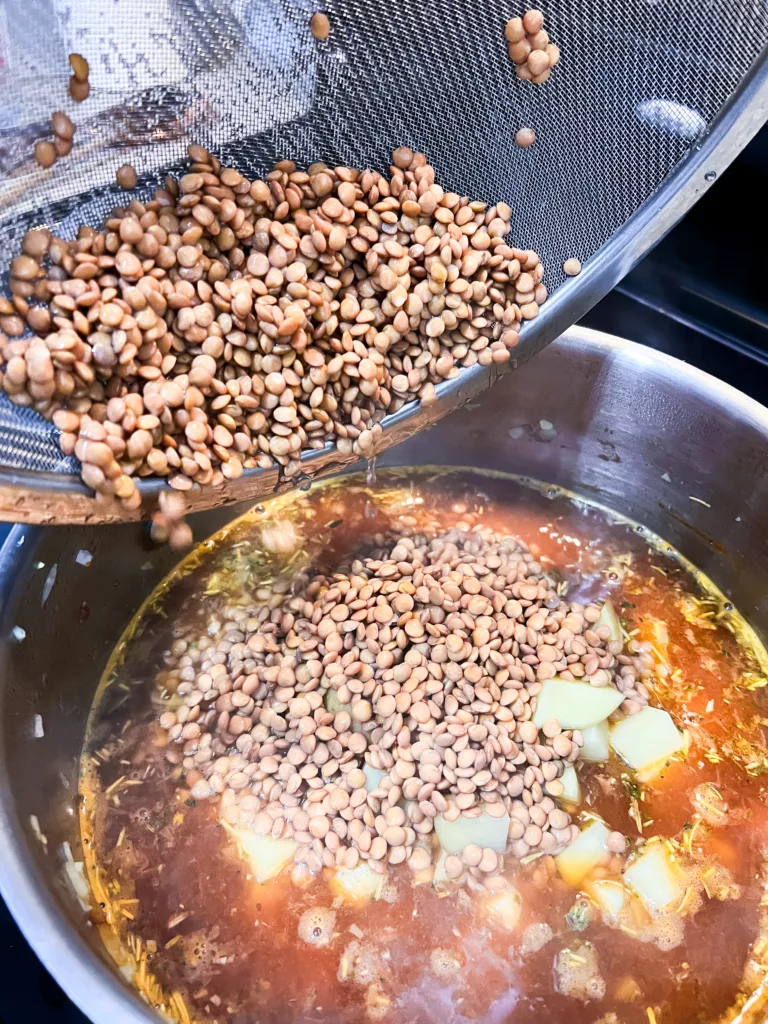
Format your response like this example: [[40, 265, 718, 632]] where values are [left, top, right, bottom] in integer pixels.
[[364, 499, 377, 520], [366, 457, 377, 486], [297, 473, 312, 493]]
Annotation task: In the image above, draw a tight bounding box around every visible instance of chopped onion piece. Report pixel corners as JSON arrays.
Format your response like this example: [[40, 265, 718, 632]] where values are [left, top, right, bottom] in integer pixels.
[[555, 820, 611, 887], [610, 706, 685, 772], [434, 809, 510, 855], [63, 859, 91, 911], [533, 678, 623, 731]]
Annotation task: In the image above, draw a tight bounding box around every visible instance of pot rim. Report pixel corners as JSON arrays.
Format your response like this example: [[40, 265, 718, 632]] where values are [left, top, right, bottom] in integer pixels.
[[1, 324, 768, 1024]]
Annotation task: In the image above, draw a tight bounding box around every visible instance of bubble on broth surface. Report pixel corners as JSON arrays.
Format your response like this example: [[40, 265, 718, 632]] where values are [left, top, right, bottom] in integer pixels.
[[298, 907, 336, 947]]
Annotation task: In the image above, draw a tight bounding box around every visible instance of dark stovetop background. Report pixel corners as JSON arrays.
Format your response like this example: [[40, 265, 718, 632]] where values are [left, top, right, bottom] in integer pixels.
[[1, 128, 766, 1022]]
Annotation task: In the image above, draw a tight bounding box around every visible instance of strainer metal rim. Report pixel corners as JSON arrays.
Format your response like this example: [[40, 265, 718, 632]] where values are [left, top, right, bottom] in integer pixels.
[[1, 45, 766, 524]]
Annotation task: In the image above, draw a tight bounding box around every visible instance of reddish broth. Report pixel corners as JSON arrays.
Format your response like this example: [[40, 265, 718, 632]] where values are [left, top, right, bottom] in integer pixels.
[[80, 470, 768, 1024]]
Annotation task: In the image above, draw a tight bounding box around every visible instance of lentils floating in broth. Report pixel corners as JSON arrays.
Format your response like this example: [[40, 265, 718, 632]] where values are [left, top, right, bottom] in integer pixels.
[[80, 469, 768, 1024]]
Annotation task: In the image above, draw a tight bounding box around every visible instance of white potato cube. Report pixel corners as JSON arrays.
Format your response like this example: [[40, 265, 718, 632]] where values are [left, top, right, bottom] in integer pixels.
[[580, 720, 610, 762], [597, 599, 622, 645], [533, 678, 624, 731], [235, 831, 298, 883], [555, 820, 610, 887], [560, 765, 581, 804], [623, 843, 683, 913], [435, 809, 510, 855], [330, 862, 384, 903], [610, 706, 685, 772], [432, 849, 450, 887], [486, 887, 523, 930], [587, 878, 628, 919], [324, 688, 351, 715], [363, 763, 388, 792]]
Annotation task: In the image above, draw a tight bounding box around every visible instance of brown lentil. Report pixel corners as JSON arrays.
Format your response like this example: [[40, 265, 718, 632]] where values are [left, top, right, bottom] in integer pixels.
[[51, 111, 76, 141], [116, 164, 138, 189], [505, 10, 560, 82], [310, 12, 331, 39], [154, 515, 647, 884], [69, 53, 90, 81], [69, 76, 90, 103], [34, 140, 56, 169]]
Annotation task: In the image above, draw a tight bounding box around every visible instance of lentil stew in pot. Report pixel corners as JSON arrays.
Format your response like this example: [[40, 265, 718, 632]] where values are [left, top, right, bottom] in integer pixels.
[[79, 468, 768, 1024]]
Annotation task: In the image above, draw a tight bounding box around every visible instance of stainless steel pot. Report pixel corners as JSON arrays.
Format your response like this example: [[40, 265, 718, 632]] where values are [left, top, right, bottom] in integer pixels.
[[1, 325, 767, 1024]]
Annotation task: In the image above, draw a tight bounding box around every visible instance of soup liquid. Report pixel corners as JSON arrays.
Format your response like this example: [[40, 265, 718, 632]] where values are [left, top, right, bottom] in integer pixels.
[[80, 469, 768, 1024]]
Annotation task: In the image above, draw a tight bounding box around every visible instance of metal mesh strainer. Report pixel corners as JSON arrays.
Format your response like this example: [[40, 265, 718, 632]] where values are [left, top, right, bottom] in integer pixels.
[[1, 0, 767, 522]]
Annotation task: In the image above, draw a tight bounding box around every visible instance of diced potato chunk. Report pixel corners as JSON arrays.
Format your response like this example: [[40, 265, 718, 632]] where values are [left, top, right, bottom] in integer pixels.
[[587, 878, 628, 919], [610, 706, 685, 772], [432, 849, 449, 887], [330, 862, 384, 903], [486, 887, 523, 930], [560, 765, 581, 804], [580, 720, 609, 762], [324, 688, 351, 715], [533, 678, 624, 731], [555, 820, 610, 887], [435, 809, 510, 855], [363, 763, 387, 792], [235, 830, 298, 883], [324, 688, 366, 733], [623, 843, 683, 913], [596, 599, 622, 645]]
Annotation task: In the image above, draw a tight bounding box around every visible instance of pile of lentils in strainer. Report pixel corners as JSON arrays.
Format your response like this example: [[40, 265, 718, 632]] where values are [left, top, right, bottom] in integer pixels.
[[159, 519, 651, 889], [0, 145, 543, 531]]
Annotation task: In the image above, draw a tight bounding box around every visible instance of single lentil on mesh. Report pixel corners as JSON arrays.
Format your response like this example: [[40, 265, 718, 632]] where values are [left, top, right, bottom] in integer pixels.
[[51, 112, 76, 142], [505, 9, 561, 84], [310, 12, 331, 39], [69, 53, 90, 81], [0, 144, 546, 520], [563, 258, 582, 277], [515, 128, 536, 148], [116, 164, 138, 190], [69, 76, 90, 103], [157, 516, 650, 886], [34, 140, 57, 169]]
